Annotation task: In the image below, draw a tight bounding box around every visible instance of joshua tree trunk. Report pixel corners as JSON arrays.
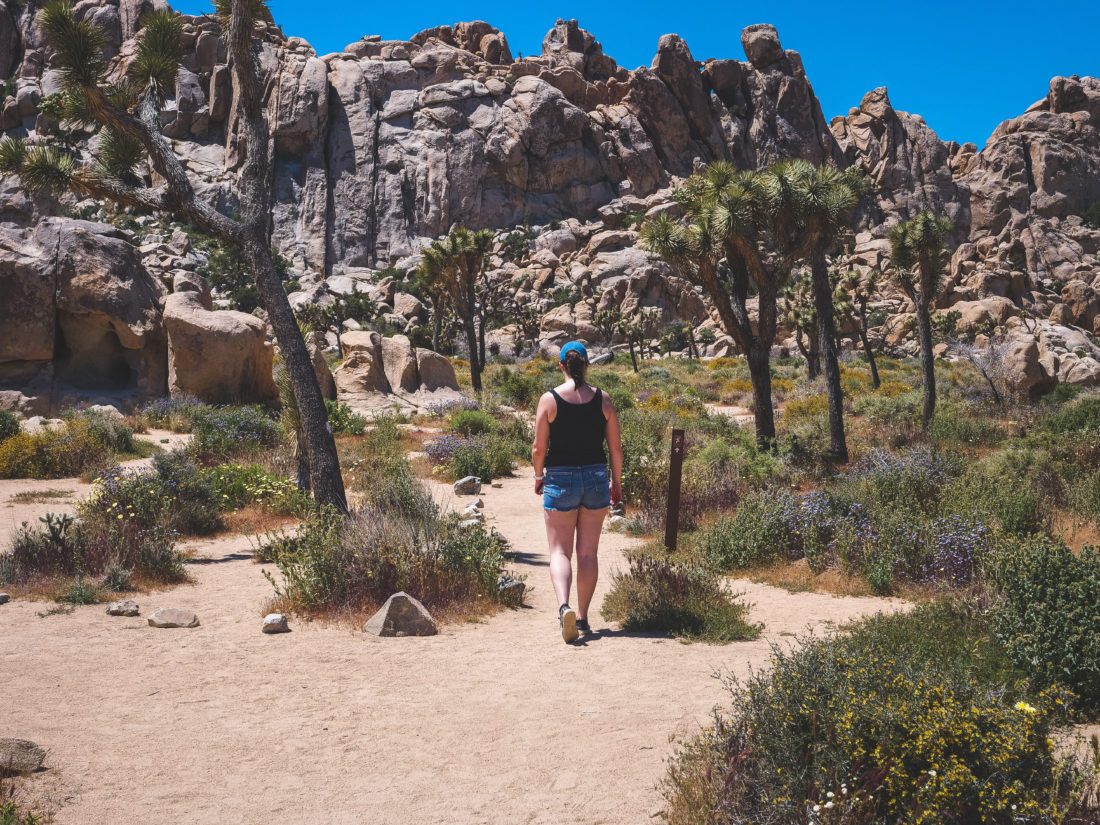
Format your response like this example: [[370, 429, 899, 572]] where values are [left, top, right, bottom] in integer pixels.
[[627, 340, 638, 372], [858, 305, 880, 389], [477, 316, 487, 370], [746, 343, 775, 447], [462, 311, 482, 392], [228, 3, 346, 513], [243, 242, 347, 512], [916, 301, 937, 429], [432, 299, 443, 352], [810, 249, 848, 462], [796, 329, 820, 379]]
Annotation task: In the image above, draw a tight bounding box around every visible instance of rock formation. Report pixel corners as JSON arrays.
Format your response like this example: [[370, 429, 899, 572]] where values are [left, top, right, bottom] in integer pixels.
[[1, 1, 1099, 399]]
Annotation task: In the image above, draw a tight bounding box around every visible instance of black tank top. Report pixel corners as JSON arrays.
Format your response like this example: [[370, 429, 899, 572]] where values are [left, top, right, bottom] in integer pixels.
[[545, 388, 607, 467]]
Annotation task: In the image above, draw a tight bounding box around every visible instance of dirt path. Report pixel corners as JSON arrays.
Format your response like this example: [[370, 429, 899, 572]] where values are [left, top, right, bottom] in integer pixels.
[[1, 472, 905, 825]]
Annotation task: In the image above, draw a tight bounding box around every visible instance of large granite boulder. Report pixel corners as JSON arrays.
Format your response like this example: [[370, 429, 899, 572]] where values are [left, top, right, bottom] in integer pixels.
[[162, 291, 278, 405]]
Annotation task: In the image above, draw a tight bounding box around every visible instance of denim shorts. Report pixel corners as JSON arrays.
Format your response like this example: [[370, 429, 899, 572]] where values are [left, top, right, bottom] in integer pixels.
[[543, 464, 611, 512]]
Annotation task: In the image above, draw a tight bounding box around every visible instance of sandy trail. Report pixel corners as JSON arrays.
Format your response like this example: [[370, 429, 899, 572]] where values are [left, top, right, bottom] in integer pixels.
[[2, 470, 904, 825]]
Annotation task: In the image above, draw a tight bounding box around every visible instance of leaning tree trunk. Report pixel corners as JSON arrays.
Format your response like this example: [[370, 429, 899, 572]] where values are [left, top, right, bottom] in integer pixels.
[[858, 306, 880, 389], [916, 301, 937, 429], [628, 340, 638, 372], [228, 1, 346, 514], [746, 343, 776, 447], [245, 243, 348, 512], [811, 248, 848, 462]]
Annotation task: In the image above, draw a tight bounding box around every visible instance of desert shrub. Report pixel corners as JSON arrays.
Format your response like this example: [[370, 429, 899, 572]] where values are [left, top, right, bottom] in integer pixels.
[[0, 410, 19, 443], [993, 536, 1100, 714], [846, 447, 961, 515], [203, 463, 310, 516], [1042, 396, 1100, 434], [928, 403, 1005, 446], [3, 510, 186, 587], [83, 453, 222, 536], [490, 367, 545, 408], [57, 575, 101, 604], [448, 409, 497, 436], [189, 405, 282, 460], [0, 412, 146, 480], [325, 400, 367, 436], [140, 395, 206, 432], [602, 554, 761, 643], [662, 604, 1093, 825], [1, 797, 45, 825], [781, 392, 828, 423], [449, 435, 515, 481], [264, 504, 510, 615], [698, 491, 802, 570], [945, 466, 1050, 537]]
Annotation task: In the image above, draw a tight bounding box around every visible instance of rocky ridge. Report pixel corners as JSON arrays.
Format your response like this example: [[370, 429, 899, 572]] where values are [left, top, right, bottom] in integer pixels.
[[1, 1, 1099, 405]]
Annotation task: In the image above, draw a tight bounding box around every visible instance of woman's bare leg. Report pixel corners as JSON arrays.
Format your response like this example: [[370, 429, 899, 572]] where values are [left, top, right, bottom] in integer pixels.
[[544, 508, 579, 608], [574, 506, 607, 620]]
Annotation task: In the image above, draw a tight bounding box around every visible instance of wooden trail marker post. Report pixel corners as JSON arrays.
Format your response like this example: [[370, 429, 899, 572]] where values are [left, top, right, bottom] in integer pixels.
[[664, 428, 686, 551]]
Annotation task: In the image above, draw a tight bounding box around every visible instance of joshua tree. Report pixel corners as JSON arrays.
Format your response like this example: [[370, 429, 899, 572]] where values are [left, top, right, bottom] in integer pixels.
[[0, 0, 346, 511], [415, 226, 494, 391], [838, 268, 882, 388], [782, 271, 821, 379], [592, 304, 623, 351], [888, 211, 955, 428], [776, 161, 866, 462]]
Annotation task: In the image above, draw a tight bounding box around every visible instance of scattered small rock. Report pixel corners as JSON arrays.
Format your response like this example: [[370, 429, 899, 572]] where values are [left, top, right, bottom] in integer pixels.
[[491, 481, 503, 488], [262, 613, 290, 634], [453, 475, 481, 495], [462, 503, 485, 517], [610, 502, 626, 517], [147, 608, 200, 628], [471, 497, 485, 509], [497, 576, 526, 607], [106, 599, 139, 617], [0, 738, 46, 773], [608, 515, 627, 530], [458, 518, 482, 529], [363, 592, 437, 637], [0, 593, 9, 605]]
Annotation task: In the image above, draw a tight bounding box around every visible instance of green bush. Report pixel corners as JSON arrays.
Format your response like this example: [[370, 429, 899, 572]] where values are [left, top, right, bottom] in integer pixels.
[[491, 367, 544, 408], [698, 491, 801, 570], [450, 435, 514, 481], [264, 504, 511, 615], [602, 554, 761, 643], [140, 395, 207, 432], [1042, 396, 1100, 434], [82, 453, 222, 536], [0, 412, 146, 479], [190, 405, 282, 460], [203, 463, 311, 516], [662, 603, 1094, 825], [3, 509, 186, 588], [448, 409, 497, 437], [0, 409, 19, 443], [325, 399, 367, 436], [928, 403, 1005, 446], [993, 536, 1100, 714], [0, 798, 45, 825]]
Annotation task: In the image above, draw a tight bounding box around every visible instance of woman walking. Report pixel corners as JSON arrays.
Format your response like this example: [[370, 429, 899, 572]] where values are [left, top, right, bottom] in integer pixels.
[[532, 341, 623, 643]]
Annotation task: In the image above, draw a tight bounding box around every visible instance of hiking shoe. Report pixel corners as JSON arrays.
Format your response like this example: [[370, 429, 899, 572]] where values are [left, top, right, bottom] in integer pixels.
[[559, 604, 579, 643], [576, 618, 591, 635]]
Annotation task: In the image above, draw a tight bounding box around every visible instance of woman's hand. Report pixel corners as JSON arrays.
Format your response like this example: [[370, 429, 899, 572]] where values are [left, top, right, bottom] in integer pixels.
[[610, 478, 622, 506], [535, 477, 545, 495]]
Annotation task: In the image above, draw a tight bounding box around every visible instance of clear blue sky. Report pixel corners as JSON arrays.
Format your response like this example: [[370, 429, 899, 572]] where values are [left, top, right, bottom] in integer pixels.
[[174, 0, 1099, 147]]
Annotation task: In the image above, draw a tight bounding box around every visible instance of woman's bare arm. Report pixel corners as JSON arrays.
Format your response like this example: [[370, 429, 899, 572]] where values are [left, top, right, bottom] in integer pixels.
[[603, 392, 623, 506], [531, 391, 554, 492]]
